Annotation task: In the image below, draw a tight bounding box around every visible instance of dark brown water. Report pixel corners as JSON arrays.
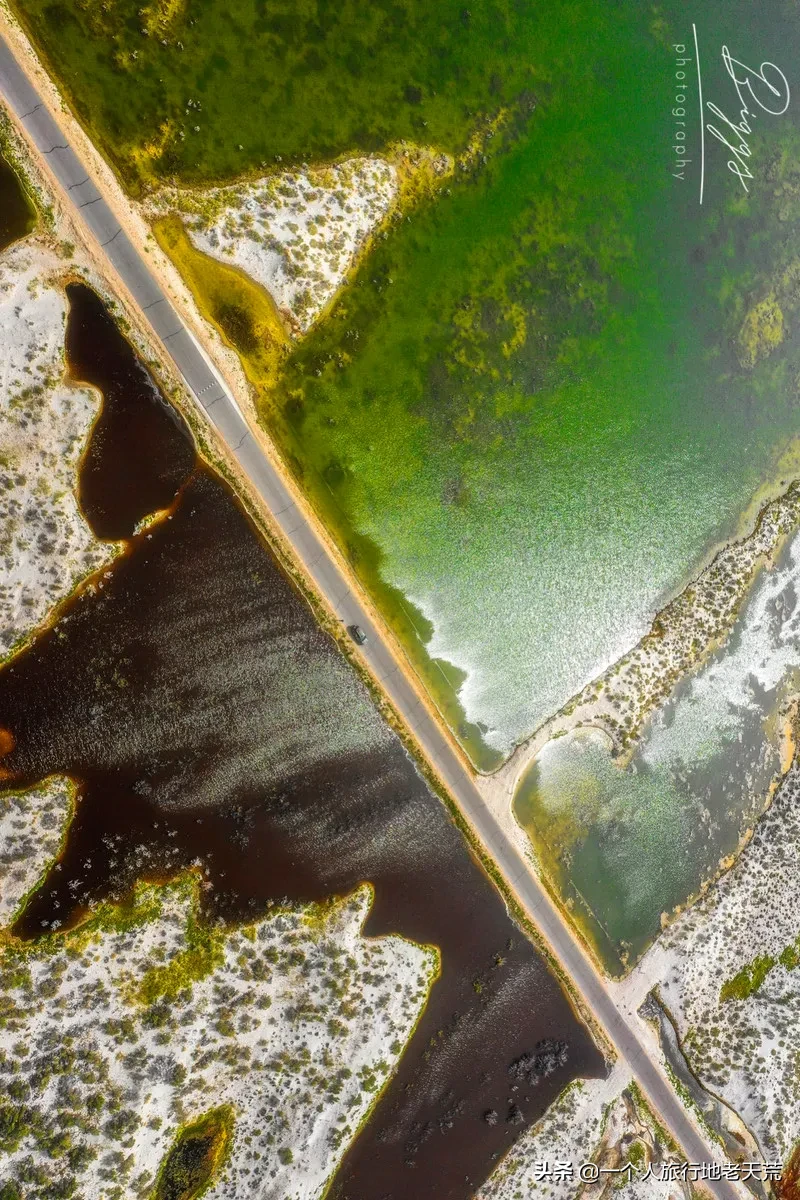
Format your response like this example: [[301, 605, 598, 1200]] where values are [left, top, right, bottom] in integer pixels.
[[0, 152, 34, 252], [67, 284, 195, 537], [0, 286, 604, 1197]]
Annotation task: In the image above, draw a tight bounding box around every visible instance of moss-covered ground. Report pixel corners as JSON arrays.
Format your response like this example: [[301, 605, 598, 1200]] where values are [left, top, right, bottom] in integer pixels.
[[10, 0, 553, 192], [152, 215, 289, 387]]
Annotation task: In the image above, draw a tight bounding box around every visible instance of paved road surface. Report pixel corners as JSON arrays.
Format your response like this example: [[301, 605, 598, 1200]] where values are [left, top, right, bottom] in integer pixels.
[[0, 34, 746, 1198]]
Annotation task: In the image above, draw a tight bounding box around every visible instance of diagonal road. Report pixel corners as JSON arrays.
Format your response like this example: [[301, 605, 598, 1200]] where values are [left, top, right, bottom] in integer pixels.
[[0, 32, 746, 1198]]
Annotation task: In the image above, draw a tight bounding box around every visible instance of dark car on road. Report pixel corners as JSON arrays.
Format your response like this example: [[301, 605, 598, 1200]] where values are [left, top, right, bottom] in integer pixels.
[[348, 624, 368, 645]]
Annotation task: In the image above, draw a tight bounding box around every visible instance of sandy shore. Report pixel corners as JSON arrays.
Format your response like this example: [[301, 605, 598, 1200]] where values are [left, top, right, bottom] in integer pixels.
[[479, 478, 800, 822], [0, 874, 437, 1198], [479, 1063, 690, 1200], [0, 776, 73, 925], [619, 751, 800, 1165], [0, 235, 120, 660]]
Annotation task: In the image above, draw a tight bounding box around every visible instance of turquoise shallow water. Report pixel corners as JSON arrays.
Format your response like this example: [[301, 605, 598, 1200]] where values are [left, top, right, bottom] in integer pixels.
[[515, 530, 800, 973]]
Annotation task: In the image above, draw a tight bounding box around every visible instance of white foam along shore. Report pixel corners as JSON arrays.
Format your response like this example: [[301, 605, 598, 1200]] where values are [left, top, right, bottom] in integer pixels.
[[153, 156, 398, 333], [487, 479, 800, 805], [0, 876, 437, 1199], [571, 479, 800, 756], [0, 236, 119, 660]]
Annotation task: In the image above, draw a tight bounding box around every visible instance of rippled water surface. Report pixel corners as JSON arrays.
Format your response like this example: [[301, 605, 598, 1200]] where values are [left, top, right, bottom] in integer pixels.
[[0, 287, 603, 1198]]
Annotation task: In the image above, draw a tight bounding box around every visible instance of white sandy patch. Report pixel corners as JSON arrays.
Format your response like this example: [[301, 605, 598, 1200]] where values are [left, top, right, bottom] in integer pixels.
[[0, 237, 117, 659], [159, 157, 397, 332], [479, 1067, 688, 1200], [0, 877, 436, 1199], [634, 756, 800, 1162], [479, 1075, 615, 1200], [0, 777, 73, 925]]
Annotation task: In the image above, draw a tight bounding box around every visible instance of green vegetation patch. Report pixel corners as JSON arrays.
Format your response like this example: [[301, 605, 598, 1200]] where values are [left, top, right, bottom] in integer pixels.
[[152, 1106, 233, 1200], [136, 910, 224, 1005], [11, 0, 547, 191], [720, 953, 777, 1003], [737, 294, 785, 368], [40, 876, 166, 952], [0, 108, 53, 233], [0, 152, 36, 253], [0, 154, 34, 253], [720, 931, 800, 1003]]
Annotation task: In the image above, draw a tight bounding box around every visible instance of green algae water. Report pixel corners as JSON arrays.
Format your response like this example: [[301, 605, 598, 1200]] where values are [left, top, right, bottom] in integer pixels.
[[273, 0, 800, 763], [515, 529, 800, 974], [16, 0, 800, 767], [14, 0, 800, 987]]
